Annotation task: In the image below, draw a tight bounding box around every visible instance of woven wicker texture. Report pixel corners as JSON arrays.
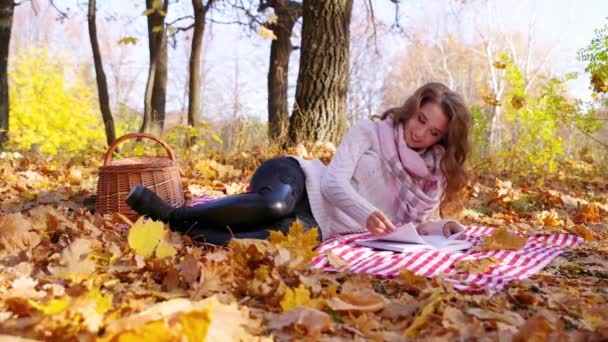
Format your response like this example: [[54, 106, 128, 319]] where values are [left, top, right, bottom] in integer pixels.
[[95, 133, 184, 221]]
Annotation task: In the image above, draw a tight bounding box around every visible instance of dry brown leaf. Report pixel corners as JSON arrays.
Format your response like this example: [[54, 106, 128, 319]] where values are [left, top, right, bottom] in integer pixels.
[[268, 306, 331, 336], [454, 257, 501, 274], [476, 227, 528, 251], [326, 251, 348, 269], [465, 307, 525, 328], [442, 306, 485, 338], [178, 254, 201, 285], [325, 289, 387, 312], [48, 238, 96, 280], [399, 269, 429, 291], [0, 213, 41, 256]]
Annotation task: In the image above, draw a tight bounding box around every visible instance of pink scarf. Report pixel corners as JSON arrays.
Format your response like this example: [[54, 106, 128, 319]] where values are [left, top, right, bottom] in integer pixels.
[[377, 115, 445, 223]]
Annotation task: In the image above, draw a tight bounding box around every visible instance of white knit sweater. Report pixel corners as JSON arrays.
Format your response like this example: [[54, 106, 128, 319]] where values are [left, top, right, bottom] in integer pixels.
[[292, 118, 457, 241]]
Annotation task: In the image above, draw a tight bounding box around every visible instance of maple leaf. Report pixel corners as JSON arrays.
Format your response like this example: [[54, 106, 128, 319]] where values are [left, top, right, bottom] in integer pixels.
[[442, 307, 485, 338], [268, 306, 331, 337], [5, 276, 45, 299], [573, 203, 602, 224], [326, 251, 348, 269], [179, 310, 211, 342], [269, 220, 319, 270], [404, 291, 445, 338], [454, 257, 501, 274], [127, 217, 176, 259], [191, 260, 232, 299], [280, 284, 322, 312], [0, 212, 41, 256], [48, 238, 96, 280], [399, 269, 429, 291], [535, 209, 564, 227], [476, 227, 528, 251], [325, 289, 387, 312]]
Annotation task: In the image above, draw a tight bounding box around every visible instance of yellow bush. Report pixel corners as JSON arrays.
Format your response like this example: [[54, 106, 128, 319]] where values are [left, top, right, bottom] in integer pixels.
[[8, 48, 106, 155]]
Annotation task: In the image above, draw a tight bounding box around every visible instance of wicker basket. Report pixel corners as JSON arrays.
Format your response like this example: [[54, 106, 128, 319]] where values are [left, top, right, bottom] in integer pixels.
[[95, 133, 184, 221]]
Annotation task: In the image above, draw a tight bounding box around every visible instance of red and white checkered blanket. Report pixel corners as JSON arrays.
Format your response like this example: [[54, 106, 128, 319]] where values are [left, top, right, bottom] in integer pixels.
[[190, 196, 583, 293], [311, 225, 583, 293]]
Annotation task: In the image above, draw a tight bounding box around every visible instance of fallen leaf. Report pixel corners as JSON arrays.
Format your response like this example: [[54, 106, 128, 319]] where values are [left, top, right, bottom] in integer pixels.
[[127, 217, 175, 259], [442, 306, 485, 338], [325, 289, 386, 312], [269, 220, 319, 270], [404, 291, 445, 338], [268, 306, 331, 336], [477, 227, 528, 251], [0, 213, 41, 256], [326, 251, 348, 269], [280, 284, 322, 312], [399, 269, 429, 291], [454, 257, 501, 274]]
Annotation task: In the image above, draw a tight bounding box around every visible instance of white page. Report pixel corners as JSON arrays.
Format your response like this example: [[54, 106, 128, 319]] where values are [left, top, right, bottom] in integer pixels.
[[376, 222, 427, 244], [356, 222, 472, 252]]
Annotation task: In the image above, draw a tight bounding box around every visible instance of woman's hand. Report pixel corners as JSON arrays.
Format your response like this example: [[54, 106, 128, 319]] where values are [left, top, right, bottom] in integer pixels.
[[366, 210, 396, 236], [417, 221, 465, 238], [442, 222, 465, 239]]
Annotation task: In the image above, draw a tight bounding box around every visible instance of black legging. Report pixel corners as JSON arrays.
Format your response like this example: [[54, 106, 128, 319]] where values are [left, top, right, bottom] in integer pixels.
[[168, 157, 320, 245]]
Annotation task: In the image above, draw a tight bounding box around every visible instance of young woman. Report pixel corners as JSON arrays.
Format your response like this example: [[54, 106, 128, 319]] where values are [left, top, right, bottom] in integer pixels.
[[125, 82, 472, 245]]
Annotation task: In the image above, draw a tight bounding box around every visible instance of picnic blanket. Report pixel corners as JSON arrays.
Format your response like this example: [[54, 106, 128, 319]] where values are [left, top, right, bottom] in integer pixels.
[[311, 226, 583, 293], [189, 196, 583, 293]]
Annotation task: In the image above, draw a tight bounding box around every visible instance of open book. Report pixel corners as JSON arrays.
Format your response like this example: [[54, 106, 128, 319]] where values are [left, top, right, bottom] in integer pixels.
[[355, 222, 472, 253]]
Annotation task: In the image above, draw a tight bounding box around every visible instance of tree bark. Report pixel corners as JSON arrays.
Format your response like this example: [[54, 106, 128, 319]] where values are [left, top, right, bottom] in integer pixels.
[[0, 0, 14, 146], [264, 0, 301, 144], [288, 0, 353, 145], [188, 0, 211, 127], [141, 0, 168, 136], [88, 0, 116, 146]]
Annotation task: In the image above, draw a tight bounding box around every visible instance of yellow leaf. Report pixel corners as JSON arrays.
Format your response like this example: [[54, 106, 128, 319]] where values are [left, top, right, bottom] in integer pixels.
[[280, 284, 322, 312], [155, 239, 177, 259], [269, 220, 319, 268], [257, 26, 277, 40], [404, 291, 445, 338], [127, 217, 167, 258], [454, 257, 501, 274], [112, 321, 174, 342], [29, 298, 69, 315], [477, 227, 528, 251], [179, 309, 211, 342], [88, 288, 113, 314]]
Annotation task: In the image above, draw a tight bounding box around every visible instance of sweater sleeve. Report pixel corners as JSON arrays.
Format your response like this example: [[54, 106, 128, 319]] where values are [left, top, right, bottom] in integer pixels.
[[320, 119, 379, 225]]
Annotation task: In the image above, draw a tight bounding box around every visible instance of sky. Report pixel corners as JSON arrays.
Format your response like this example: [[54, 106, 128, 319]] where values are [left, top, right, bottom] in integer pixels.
[[10, 0, 608, 122]]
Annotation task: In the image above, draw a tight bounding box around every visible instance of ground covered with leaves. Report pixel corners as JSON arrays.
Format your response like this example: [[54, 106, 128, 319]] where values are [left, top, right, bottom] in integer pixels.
[[0, 146, 607, 341]]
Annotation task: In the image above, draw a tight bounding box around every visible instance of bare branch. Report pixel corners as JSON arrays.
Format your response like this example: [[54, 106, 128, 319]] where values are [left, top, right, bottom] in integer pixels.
[[168, 15, 194, 26], [49, 0, 68, 21]]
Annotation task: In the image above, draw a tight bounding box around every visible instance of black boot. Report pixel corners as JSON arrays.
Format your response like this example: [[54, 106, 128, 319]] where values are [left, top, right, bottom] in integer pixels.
[[125, 184, 174, 223]]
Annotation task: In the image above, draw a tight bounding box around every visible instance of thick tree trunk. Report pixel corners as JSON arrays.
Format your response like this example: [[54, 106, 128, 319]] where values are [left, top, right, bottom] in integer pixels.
[[141, 0, 168, 136], [288, 0, 352, 145], [266, 0, 301, 145], [0, 0, 14, 146], [187, 0, 208, 127], [88, 0, 116, 147]]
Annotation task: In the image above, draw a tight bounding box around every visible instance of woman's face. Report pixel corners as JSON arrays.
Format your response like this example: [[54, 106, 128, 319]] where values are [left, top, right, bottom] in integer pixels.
[[403, 102, 449, 150]]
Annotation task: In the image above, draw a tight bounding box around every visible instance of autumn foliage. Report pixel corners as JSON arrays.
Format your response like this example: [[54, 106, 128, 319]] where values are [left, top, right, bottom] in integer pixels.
[[0, 144, 606, 341]]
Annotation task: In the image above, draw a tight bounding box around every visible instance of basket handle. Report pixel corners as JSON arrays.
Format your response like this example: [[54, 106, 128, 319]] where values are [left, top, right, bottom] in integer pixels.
[[103, 133, 176, 166]]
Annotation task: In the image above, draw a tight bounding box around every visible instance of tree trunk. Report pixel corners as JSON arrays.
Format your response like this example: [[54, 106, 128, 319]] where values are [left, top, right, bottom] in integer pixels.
[[289, 0, 353, 145], [266, 0, 301, 145], [141, 0, 168, 136], [188, 0, 210, 127], [0, 0, 14, 146], [88, 0, 116, 146]]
